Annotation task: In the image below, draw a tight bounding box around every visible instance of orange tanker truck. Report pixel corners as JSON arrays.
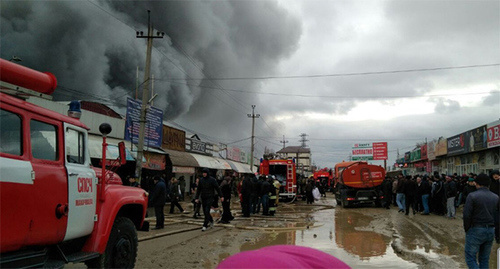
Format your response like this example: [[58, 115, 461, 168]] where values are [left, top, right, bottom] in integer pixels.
[[333, 161, 385, 208]]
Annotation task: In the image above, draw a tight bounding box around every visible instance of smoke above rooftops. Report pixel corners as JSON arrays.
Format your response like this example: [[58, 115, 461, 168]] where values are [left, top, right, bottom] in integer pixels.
[[0, 0, 301, 142]]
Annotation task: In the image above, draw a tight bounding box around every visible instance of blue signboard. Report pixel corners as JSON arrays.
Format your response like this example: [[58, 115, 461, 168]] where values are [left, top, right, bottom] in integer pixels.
[[124, 97, 163, 148]]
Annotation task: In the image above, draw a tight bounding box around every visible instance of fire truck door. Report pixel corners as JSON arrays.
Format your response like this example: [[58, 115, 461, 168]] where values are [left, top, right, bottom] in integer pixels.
[[64, 124, 96, 240], [28, 117, 68, 244]]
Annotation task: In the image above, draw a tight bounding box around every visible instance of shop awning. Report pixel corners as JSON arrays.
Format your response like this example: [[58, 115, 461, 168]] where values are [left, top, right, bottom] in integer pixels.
[[226, 160, 253, 174], [190, 154, 232, 170], [163, 149, 198, 167], [88, 135, 135, 161]]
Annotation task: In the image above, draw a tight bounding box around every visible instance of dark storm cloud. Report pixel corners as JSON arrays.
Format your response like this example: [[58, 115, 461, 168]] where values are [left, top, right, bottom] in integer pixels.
[[1, 0, 302, 147]]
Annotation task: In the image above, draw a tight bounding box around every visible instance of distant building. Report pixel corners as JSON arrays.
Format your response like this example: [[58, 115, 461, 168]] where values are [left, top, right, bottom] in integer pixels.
[[277, 146, 312, 176]]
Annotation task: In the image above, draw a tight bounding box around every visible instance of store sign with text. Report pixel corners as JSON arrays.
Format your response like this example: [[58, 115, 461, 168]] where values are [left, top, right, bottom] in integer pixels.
[[162, 125, 185, 151], [124, 98, 163, 148], [447, 133, 468, 156], [352, 142, 387, 161], [487, 120, 500, 148]]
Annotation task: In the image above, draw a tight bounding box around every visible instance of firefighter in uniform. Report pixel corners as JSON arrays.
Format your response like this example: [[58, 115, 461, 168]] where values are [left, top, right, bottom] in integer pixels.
[[269, 176, 280, 216]]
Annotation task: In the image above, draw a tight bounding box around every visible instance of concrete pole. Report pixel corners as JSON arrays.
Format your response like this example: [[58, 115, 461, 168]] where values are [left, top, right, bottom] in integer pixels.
[[247, 105, 260, 172], [135, 10, 164, 182]]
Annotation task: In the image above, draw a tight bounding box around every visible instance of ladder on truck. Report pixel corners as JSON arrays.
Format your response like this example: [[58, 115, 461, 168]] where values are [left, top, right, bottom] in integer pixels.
[[287, 163, 294, 193]]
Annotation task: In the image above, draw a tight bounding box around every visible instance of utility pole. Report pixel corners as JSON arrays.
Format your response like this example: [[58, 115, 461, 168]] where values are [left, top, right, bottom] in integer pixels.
[[247, 105, 260, 172], [280, 135, 289, 149], [134, 10, 165, 182]]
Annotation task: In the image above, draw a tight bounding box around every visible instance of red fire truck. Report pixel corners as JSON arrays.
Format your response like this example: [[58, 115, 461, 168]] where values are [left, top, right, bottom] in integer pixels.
[[333, 161, 385, 208], [0, 59, 148, 268], [312, 168, 333, 190], [259, 157, 297, 201]]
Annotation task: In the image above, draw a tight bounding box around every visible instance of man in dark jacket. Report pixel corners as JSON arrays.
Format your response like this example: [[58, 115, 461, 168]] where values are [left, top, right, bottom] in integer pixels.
[[149, 176, 167, 230], [403, 176, 417, 215], [195, 168, 223, 231], [445, 175, 458, 219], [418, 176, 432, 215], [220, 174, 234, 224], [240, 175, 253, 217], [260, 176, 272, 215], [381, 177, 393, 209], [463, 174, 499, 268], [169, 177, 185, 214]]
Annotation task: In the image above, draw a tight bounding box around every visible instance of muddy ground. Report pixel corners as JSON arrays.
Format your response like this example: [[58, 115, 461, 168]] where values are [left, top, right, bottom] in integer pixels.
[[132, 196, 498, 268]]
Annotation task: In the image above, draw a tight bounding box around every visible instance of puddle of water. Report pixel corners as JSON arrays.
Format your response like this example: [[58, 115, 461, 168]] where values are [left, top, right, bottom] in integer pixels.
[[239, 208, 418, 268]]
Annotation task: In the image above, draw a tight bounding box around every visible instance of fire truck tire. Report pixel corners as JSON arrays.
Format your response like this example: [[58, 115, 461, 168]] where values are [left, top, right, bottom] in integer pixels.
[[85, 217, 138, 269]]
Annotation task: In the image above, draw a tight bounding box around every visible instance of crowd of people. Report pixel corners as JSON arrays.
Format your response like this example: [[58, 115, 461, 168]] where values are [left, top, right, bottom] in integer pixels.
[[144, 168, 499, 268], [381, 170, 499, 268], [380, 171, 499, 220], [145, 169, 282, 232]]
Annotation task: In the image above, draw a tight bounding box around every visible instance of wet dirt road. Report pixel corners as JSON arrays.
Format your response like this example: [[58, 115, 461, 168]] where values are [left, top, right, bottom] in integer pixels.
[[133, 195, 499, 268]]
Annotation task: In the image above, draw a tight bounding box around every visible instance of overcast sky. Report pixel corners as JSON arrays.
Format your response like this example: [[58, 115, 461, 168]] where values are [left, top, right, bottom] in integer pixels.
[[1, 0, 499, 168]]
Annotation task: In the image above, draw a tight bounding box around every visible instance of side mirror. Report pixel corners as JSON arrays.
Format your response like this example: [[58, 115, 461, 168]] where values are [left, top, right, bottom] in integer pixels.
[[118, 142, 127, 165]]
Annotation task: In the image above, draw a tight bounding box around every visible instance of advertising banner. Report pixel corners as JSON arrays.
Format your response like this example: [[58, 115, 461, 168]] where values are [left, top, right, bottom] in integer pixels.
[[373, 142, 388, 160], [143, 151, 166, 170], [410, 148, 421, 162], [466, 125, 488, 152], [404, 151, 411, 163], [124, 98, 163, 148], [162, 125, 185, 151], [427, 140, 436, 161], [447, 132, 469, 156], [435, 137, 448, 156], [351, 142, 388, 161], [352, 143, 373, 161], [420, 144, 428, 160], [487, 120, 500, 148], [227, 147, 241, 162]]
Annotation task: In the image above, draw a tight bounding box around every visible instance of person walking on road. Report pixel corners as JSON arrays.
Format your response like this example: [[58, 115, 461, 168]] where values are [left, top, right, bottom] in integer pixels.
[[195, 168, 223, 231], [404, 176, 417, 215], [445, 175, 458, 219], [463, 173, 499, 269], [191, 178, 202, 218], [219, 174, 234, 224], [169, 177, 185, 214], [149, 176, 167, 230], [382, 176, 393, 209], [395, 175, 406, 213], [418, 176, 432, 215], [240, 175, 253, 217]]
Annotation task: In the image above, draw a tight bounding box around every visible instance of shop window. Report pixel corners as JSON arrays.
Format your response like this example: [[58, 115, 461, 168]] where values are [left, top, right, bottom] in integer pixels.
[[0, 109, 22, 156], [31, 120, 57, 161]]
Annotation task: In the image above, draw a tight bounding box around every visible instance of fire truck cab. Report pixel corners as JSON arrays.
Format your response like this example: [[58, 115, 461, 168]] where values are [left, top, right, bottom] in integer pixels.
[[259, 158, 297, 201], [0, 59, 148, 268]]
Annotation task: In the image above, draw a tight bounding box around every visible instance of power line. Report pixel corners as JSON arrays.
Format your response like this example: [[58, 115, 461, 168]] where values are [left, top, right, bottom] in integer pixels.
[[167, 63, 500, 81], [163, 79, 499, 99]]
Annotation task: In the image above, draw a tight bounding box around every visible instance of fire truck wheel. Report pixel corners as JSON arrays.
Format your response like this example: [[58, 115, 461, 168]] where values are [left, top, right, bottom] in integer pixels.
[[85, 217, 138, 269]]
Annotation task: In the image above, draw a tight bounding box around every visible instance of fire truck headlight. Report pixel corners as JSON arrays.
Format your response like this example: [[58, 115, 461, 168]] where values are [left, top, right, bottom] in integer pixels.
[[351, 170, 355, 175]]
